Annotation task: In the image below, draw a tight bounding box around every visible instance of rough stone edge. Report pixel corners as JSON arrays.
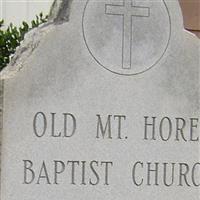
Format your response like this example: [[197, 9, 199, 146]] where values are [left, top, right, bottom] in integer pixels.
[[49, 0, 73, 24], [0, 0, 72, 80], [0, 0, 72, 189], [0, 24, 55, 79]]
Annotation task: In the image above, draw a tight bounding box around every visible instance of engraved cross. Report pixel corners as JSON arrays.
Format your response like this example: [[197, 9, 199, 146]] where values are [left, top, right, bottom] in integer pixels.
[[105, 0, 150, 69]]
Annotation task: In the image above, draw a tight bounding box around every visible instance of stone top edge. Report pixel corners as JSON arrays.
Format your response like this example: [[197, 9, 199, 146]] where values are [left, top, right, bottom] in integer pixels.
[[0, 0, 199, 80], [0, 0, 72, 80]]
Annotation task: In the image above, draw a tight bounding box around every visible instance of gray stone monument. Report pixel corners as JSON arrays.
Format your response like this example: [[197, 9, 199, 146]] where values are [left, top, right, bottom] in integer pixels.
[[0, 0, 199, 199]]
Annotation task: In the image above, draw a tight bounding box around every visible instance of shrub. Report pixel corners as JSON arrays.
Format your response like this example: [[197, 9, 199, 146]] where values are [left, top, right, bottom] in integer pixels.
[[0, 13, 48, 71]]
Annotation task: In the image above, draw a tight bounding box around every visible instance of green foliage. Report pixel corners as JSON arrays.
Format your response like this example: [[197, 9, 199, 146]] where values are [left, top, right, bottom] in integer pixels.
[[0, 13, 48, 71]]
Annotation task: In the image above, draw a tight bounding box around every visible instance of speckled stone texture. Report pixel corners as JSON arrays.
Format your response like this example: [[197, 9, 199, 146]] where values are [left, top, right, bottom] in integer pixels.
[[0, 80, 3, 174], [0, 1, 199, 199]]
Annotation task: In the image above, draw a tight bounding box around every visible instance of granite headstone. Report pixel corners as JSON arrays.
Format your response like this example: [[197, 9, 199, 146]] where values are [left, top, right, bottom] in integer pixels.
[[0, 0, 199, 199]]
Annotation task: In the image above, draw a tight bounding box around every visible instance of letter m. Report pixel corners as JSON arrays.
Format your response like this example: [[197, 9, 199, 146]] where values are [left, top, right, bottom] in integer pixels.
[[96, 114, 112, 139]]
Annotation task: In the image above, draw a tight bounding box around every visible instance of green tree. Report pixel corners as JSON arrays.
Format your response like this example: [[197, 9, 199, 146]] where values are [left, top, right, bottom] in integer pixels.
[[0, 13, 48, 71]]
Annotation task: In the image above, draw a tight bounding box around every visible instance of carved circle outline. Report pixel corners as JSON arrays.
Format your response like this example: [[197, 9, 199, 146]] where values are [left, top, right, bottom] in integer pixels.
[[82, 0, 171, 76]]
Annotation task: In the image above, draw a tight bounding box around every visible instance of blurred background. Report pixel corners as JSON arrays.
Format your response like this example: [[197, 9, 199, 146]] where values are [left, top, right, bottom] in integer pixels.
[[0, 0, 199, 37], [0, 0, 53, 27], [179, 0, 200, 37]]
